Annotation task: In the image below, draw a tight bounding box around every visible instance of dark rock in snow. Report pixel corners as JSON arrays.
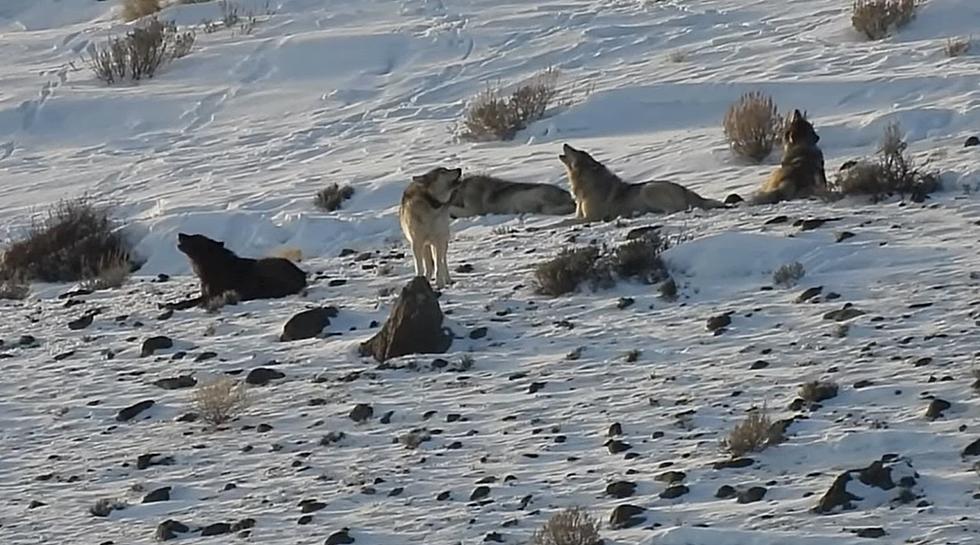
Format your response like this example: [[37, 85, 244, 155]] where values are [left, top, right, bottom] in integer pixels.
[[245, 367, 285, 386], [349, 403, 373, 423], [142, 487, 171, 503], [155, 520, 190, 541], [814, 458, 922, 514], [153, 376, 196, 390], [605, 481, 636, 498], [359, 277, 452, 362], [281, 307, 337, 341], [140, 336, 173, 357], [609, 504, 645, 529], [116, 400, 155, 422]]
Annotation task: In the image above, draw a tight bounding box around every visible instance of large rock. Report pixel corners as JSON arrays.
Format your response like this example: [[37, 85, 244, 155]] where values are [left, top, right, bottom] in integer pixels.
[[814, 457, 922, 514], [359, 277, 452, 362]]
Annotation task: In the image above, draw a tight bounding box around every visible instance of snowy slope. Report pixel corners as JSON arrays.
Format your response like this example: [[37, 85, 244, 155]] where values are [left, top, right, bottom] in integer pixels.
[[3, 0, 980, 544]]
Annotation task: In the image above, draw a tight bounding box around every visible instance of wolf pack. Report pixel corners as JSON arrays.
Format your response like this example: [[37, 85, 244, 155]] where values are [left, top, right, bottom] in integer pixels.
[[174, 110, 825, 301]]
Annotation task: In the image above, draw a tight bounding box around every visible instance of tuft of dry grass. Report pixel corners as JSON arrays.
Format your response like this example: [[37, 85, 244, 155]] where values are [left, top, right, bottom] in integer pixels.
[[851, 0, 917, 41], [0, 198, 132, 283], [723, 91, 783, 163], [721, 406, 782, 457], [944, 37, 971, 57], [461, 68, 560, 141], [314, 183, 355, 212], [0, 276, 30, 301], [87, 18, 195, 84], [81, 251, 132, 290], [799, 380, 840, 403], [121, 0, 162, 22], [659, 277, 678, 301], [193, 376, 249, 427], [531, 507, 602, 545], [830, 121, 940, 201], [772, 261, 805, 288]]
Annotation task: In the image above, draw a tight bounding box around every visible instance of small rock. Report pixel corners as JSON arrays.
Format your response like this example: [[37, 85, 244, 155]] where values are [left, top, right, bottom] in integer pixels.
[[963, 438, 980, 457], [300, 499, 327, 513], [965, 136, 980, 148], [470, 486, 491, 501], [736, 486, 767, 504], [608, 422, 623, 436], [617, 297, 635, 310], [136, 453, 173, 470], [854, 527, 887, 539], [155, 520, 189, 541], [655, 471, 686, 484], [836, 232, 855, 243], [605, 439, 632, 454], [660, 485, 689, 499], [325, 528, 355, 545], [469, 327, 488, 340], [116, 400, 155, 422], [715, 485, 736, 499], [925, 398, 951, 420], [349, 403, 374, 423], [796, 286, 823, 303], [626, 225, 662, 240], [763, 215, 789, 225], [605, 481, 636, 498], [142, 487, 171, 503], [713, 458, 754, 470], [200, 523, 232, 536], [823, 305, 865, 322], [608, 504, 645, 529], [245, 367, 285, 386], [725, 193, 744, 205], [67, 314, 93, 330], [706, 314, 731, 332], [281, 307, 337, 342], [140, 336, 173, 357], [153, 376, 196, 390]]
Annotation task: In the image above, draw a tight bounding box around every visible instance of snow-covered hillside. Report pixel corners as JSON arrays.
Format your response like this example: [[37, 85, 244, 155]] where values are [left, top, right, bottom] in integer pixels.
[[2, 0, 980, 544]]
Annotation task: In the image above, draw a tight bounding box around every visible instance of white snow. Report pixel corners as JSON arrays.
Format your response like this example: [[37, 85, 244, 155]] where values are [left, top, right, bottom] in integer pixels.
[[3, 0, 980, 544]]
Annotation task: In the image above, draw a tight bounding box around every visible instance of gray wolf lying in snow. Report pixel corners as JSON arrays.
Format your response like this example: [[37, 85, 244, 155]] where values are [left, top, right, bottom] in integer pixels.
[[448, 174, 575, 218], [400, 167, 462, 289], [750, 109, 828, 204], [558, 143, 725, 221]]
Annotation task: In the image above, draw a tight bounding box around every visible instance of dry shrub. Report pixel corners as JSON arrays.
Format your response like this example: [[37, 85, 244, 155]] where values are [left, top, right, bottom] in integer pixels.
[[0, 198, 132, 283], [772, 261, 805, 288], [724, 91, 783, 163], [852, 0, 918, 40], [944, 37, 971, 57], [534, 247, 604, 296], [799, 380, 839, 403], [121, 0, 162, 22], [532, 507, 601, 545], [610, 235, 669, 283], [87, 18, 196, 84], [830, 122, 940, 202], [659, 276, 678, 301], [314, 183, 354, 212], [193, 376, 249, 427], [722, 406, 782, 457], [0, 276, 30, 300], [462, 68, 560, 141], [81, 251, 132, 290]]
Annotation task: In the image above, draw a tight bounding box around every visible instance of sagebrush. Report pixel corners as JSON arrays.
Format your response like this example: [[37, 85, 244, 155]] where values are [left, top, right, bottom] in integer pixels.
[[610, 235, 669, 283], [944, 37, 971, 58], [121, 0, 161, 22], [851, 0, 918, 41], [830, 121, 940, 201], [722, 406, 782, 457], [534, 247, 604, 297], [531, 507, 601, 545], [193, 377, 249, 427], [0, 198, 132, 283], [772, 261, 805, 288], [462, 68, 560, 141], [724, 91, 783, 163], [314, 183, 354, 212], [87, 17, 195, 84]]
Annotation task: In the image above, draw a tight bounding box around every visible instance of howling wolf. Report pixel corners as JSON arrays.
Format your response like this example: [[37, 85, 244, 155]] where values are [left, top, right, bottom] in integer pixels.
[[558, 143, 725, 221], [400, 167, 463, 289]]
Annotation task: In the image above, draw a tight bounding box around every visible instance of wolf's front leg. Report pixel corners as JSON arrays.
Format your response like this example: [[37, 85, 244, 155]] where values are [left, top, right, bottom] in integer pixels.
[[410, 240, 427, 278], [423, 243, 436, 281], [433, 238, 450, 289]]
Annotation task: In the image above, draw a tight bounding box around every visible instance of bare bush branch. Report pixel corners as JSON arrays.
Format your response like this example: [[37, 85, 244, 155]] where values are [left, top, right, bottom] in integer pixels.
[[193, 376, 249, 427], [462, 69, 561, 142], [724, 91, 783, 163], [852, 0, 918, 41], [531, 507, 602, 545], [121, 0, 162, 22]]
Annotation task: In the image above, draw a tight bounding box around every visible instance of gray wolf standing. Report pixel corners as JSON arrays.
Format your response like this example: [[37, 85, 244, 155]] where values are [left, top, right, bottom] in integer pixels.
[[750, 110, 828, 204], [448, 174, 575, 217], [399, 167, 462, 289], [558, 144, 725, 221]]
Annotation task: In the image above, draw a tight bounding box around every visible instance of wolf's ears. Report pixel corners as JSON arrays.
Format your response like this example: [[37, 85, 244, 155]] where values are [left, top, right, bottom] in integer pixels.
[[790, 109, 809, 122]]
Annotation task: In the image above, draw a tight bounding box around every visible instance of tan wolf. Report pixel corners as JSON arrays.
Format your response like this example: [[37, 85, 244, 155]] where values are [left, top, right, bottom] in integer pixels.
[[558, 143, 725, 221], [449, 174, 575, 218], [399, 167, 463, 289], [751, 109, 828, 204]]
